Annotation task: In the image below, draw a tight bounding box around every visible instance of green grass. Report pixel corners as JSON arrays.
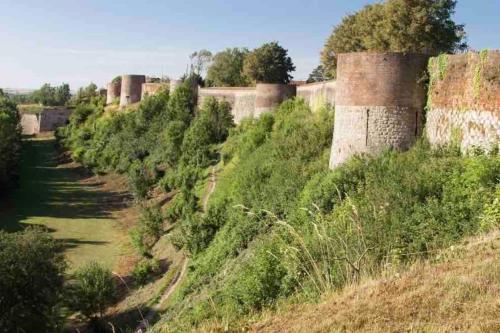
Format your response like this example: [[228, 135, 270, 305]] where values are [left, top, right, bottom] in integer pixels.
[[0, 136, 124, 271]]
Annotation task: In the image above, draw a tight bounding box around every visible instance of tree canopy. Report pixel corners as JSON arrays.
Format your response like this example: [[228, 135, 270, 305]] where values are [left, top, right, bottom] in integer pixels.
[[321, 0, 467, 78], [206, 48, 250, 87], [0, 229, 66, 332], [0, 91, 21, 190], [33, 83, 71, 106], [243, 42, 296, 84]]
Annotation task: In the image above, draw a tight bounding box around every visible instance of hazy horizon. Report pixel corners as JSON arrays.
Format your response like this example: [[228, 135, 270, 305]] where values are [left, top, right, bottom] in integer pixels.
[[1, 0, 499, 91]]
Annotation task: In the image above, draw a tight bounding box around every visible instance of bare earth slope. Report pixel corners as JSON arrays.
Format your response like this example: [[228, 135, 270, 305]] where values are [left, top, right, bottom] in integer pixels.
[[254, 231, 500, 333]]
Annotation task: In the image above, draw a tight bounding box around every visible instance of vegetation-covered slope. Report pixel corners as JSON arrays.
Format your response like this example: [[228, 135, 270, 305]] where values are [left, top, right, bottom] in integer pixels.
[[149, 101, 498, 331], [55, 80, 498, 332]]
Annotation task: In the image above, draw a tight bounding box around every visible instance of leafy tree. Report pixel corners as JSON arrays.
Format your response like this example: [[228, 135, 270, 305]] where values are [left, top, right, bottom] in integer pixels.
[[0, 229, 66, 332], [0, 91, 21, 191], [73, 83, 101, 105], [55, 83, 71, 105], [321, 0, 467, 77], [243, 42, 296, 84], [189, 49, 213, 76], [307, 65, 330, 83], [206, 48, 250, 87], [32, 83, 71, 106], [67, 261, 117, 319]]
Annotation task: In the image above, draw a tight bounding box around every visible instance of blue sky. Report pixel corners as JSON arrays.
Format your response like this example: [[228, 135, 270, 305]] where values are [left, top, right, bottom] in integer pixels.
[[0, 0, 498, 90]]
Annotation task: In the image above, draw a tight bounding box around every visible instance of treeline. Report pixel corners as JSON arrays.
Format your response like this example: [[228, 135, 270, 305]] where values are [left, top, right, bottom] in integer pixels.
[[8, 82, 104, 107], [0, 89, 22, 193]]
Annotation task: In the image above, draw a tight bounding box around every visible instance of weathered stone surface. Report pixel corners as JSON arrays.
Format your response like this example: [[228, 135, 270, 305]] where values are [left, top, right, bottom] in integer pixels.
[[106, 81, 121, 105], [141, 83, 168, 98], [20, 108, 72, 134], [296, 80, 336, 112], [120, 75, 146, 108], [198, 87, 256, 124], [330, 52, 428, 168], [426, 51, 500, 152], [254, 83, 296, 117]]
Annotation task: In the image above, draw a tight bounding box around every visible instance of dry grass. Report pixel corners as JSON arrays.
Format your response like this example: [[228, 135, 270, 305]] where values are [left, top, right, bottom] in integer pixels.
[[248, 230, 500, 333], [175, 231, 500, 333]]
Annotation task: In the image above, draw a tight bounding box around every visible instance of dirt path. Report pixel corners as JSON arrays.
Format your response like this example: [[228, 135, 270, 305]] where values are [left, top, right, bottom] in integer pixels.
[[0, 137, 130, 270], [135, 258, 189, 333], [203, 166, 217, 211], [135, 166, 219, 332]]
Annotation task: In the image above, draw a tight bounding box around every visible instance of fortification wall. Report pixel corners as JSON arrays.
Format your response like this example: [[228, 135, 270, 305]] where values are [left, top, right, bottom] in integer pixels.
[[141, 83, 169, 98], [20, 114, 40, 135], [20, 108, 72, 134], [106, 81, 121, 105], [198, 87, 256, 124], [426, 51, 500, 152], [120, 75, 146, 108], [296, 80, 336, 111], [39, 108, 73, 132], [330, 52, 428, 168]]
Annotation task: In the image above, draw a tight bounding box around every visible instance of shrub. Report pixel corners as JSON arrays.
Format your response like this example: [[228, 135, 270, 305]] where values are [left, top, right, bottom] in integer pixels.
[[132, 258, 161, 286], [0, 91, 21, 191], [67, 261, 118, 319], [0, 229, 66, 332], [130, 206, 165, 257]]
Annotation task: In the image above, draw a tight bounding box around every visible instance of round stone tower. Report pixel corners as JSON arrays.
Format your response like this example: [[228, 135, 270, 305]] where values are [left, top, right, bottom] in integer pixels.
[[254, 83, 296, 117], [119, 75, 146, 108], [329, 52, 428, 168], [106, 81, 121, 105]]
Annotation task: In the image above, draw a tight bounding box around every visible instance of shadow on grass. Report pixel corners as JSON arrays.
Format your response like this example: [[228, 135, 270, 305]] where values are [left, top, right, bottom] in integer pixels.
[[1, 138, 132, 232]]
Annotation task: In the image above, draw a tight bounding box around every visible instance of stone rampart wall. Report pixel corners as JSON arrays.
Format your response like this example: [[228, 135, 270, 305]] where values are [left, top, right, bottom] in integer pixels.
[[296, 80, 336, 111], [426, 51, 499, 152], [198, 87, 257, 124]]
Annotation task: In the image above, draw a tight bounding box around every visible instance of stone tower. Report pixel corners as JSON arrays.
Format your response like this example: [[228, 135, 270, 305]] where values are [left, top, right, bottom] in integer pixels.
[[119, 75, 146, 108], [329, 52, 428, 168], [106, 81, 121, 105]]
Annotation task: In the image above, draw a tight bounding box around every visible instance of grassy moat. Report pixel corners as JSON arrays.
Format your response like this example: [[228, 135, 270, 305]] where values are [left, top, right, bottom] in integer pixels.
[[0, 136, 127, 271]]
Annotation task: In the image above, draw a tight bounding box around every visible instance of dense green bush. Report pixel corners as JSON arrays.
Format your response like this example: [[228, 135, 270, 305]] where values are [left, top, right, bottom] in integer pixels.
[[0, 229, 66, 332], [67, 261, 117, 319], [0, 90, 21, 192], [132, 258, 161, 286], [130, 206, 165, 257]]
